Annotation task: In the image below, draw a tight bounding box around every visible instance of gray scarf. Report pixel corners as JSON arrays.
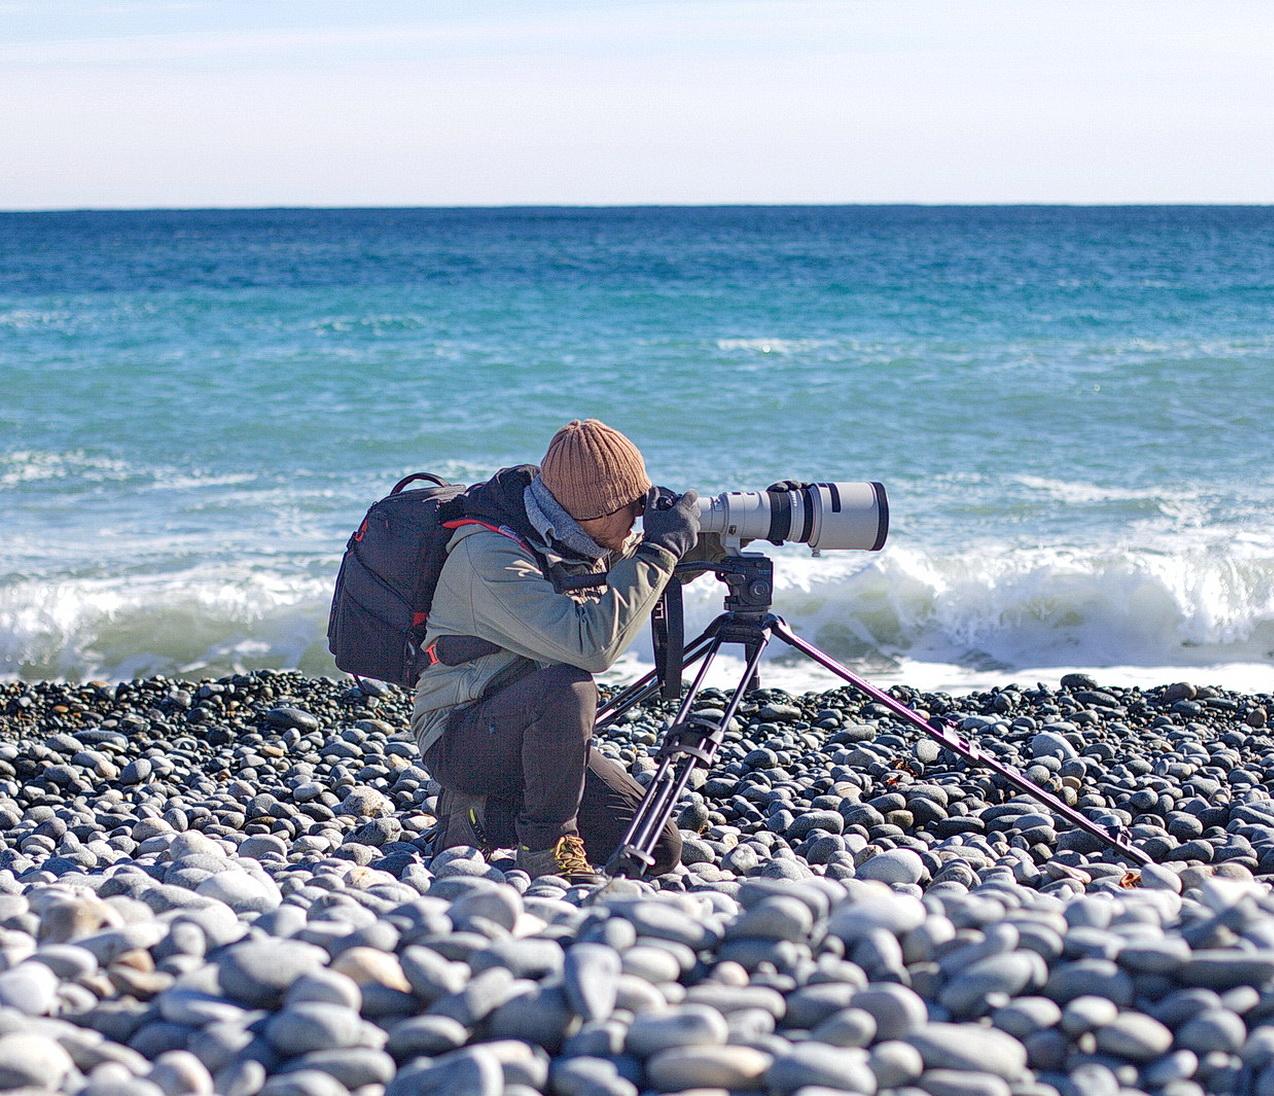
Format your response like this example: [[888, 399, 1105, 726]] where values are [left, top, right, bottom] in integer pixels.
[[524, 476, 609, 561]]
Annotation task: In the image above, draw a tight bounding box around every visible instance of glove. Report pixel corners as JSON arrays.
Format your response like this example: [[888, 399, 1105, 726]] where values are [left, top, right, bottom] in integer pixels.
[[767, 480, 812, 494], [640, 487, 701, 561]]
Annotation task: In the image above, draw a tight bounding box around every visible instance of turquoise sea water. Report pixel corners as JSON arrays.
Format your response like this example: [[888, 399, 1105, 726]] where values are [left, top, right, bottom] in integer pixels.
[[2, 206, 1272, 690]]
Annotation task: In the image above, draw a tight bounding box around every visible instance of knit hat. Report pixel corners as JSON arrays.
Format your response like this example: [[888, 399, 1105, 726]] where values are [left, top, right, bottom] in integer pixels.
[[539, 419, 652, 521]]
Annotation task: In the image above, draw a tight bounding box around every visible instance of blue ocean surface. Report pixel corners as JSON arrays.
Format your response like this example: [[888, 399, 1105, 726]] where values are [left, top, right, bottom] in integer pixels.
[[2, 206, 1272, 691]]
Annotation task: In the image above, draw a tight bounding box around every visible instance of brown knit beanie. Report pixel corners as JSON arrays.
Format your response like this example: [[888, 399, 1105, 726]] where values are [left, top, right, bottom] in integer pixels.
[[539, 419, 652, 521]]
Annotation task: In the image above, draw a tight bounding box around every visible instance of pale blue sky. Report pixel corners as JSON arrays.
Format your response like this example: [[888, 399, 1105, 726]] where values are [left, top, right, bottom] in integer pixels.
[[2, 0, 1271, 208]]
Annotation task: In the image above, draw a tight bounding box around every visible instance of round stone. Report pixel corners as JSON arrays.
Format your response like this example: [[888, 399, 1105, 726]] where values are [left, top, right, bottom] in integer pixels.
[[626, 1004, 729, 1056], [265, 706, 320, 731], [430, 967, 520, 1027], [549, 1055, 636, 1096], [906, 1022, 1028, 1079], [330, 947, 412, 992], [285, 969, 363, 1012], [1093, 1013, 1173, 1060], [149, 1050, 214, 1096], [940, 953, 1037, 1016], [1031, 732, 1078, 760], [389, 1047, 502, 1096], [258, 1069, 347, 1096], [0, 963, 59, 1016], [919, 1068, 1012, 1096], [855, 849, 925, 886], [1061, 995, 1119, 1034], [156, 988, 250, 1027], [1043, 959, 1134, 1006], [563, 943, 622, 1022], [30, 943, 98, 980], [812, 1007, 877, 1048], [645, 1045, 772, 1090], [275, 1048, 396, 1089], [238, 834, 288, 861], [1176, 1008, 1246, 1054], [785, 983, 860, 1029], [216, 939, 328, 1007], [727, 896, 815, 942], [265, 1003, 364, 1055], [766, 1043, 876, 1094], [401, 946, 469, 1003], [850, 984, 930, 1040], [449, 886, 522, 933], [828, 894, 927, 942], [195, 870, 281, 913], [991, 996, 1061, 1038], [120, 757, 154, 784], [387, 1015, 470, 1058], [338, 787, 394, 818], [867, 1040, 924, 1087], [0, 1033, 74, 1089]]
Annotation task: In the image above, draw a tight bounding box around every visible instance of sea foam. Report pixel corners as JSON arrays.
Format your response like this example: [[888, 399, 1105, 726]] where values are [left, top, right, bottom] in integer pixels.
[[4, 541, 1271, 689]]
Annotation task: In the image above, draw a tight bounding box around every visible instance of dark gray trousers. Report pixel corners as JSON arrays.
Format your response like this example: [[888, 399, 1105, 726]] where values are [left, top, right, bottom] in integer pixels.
[[423, 663, 682, 875]]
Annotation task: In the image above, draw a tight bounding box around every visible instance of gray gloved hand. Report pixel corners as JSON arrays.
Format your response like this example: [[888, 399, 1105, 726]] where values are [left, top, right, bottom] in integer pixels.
[[767, 480, 812, 494], [640, 487, 701, 561]]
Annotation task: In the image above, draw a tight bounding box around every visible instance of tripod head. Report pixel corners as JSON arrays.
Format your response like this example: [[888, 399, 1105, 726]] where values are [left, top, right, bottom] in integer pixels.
[[654, 553, 777, 701], [712, 554, 775, 617], [678, 553, 774, 616]]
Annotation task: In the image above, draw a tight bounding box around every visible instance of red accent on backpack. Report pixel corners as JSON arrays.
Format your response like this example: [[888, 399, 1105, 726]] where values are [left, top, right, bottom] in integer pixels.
[[441, 518, 531, 553]]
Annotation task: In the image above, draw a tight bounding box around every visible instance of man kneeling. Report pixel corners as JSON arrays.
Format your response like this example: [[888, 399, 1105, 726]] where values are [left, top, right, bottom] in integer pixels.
[[411, 419, 701, 884]]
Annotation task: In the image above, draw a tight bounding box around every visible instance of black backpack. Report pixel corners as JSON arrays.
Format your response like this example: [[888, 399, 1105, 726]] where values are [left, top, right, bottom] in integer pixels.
[[327, 473, 467, 687]]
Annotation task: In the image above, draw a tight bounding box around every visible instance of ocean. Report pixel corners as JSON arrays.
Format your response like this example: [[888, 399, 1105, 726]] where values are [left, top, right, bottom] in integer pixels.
[[2, 206, 1272, 694]]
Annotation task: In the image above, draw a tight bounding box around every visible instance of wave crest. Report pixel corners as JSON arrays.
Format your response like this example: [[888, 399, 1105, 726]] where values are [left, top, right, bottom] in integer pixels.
[[4, 543, 1272, 686]]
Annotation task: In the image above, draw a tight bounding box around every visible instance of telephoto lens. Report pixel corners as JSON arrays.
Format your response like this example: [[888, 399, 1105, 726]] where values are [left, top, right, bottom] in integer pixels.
[[696, 482, 888, 551]]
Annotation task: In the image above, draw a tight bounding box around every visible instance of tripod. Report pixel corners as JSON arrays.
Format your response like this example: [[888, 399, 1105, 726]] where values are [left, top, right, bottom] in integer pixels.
[[599, 554, 1151, 878]]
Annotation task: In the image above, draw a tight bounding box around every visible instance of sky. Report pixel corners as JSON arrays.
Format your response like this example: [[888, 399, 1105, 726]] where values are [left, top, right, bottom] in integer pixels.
[[1, 0, 1272, 209]]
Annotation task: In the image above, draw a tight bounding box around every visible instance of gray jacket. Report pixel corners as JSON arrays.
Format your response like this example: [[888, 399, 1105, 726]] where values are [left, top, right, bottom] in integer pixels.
[[410, 520, 677, 756]]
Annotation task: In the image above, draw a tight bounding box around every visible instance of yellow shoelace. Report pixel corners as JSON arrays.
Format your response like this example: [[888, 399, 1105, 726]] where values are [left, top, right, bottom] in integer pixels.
[[553, 834, 594, 875]]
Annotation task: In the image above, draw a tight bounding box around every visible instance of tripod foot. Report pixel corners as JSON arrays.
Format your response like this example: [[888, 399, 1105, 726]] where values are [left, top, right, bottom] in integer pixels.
[[604, 844, 656, 878]]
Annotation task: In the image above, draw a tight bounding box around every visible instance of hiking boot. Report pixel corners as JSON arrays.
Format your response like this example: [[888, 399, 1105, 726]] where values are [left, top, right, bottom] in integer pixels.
[[433, 787, 491, 855], [517, 834, 605, 886]]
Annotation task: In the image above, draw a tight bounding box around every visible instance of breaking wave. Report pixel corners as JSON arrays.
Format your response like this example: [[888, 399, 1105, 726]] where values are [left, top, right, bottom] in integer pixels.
[[4, 542, 1272, 691]]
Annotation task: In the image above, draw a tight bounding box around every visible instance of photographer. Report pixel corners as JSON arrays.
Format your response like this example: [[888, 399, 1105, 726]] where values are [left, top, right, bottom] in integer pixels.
[[411, 419, 702, 884]]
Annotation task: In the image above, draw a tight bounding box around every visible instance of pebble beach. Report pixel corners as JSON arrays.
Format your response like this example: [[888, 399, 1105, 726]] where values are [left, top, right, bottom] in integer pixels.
[[2, 672, 1274, 1096]]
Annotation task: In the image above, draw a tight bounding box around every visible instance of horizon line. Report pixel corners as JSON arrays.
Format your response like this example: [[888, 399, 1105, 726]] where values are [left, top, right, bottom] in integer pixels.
[[4, 200, 1274, 215]]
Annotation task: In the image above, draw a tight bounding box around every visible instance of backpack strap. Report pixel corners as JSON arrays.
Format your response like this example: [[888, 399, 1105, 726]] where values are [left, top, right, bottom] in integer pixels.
[[441, 518, 532, 554], [423, 634, 504, 667]]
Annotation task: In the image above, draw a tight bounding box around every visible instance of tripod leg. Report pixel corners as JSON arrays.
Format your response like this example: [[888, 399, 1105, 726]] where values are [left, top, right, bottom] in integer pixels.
[[768, 618, 1151, 868], [741, 641, 762, 694], [595, 625, 719, 729], [606, 634, 771, 877], [605, 634, 726, 875]]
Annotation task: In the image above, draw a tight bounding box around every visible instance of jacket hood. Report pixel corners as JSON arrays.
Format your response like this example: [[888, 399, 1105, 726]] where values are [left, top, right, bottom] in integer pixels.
[[446, 464, 539, 544], [446, 465, 610, 568]]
